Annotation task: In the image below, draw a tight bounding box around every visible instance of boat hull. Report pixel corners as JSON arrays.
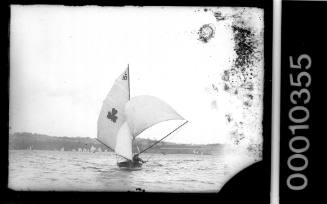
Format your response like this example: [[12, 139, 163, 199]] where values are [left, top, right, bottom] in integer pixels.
[[117, 161, 142, 170]]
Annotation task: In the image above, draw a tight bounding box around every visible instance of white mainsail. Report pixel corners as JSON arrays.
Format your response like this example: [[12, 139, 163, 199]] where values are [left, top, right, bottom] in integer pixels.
[[125, 95, 184, 137], [97, 68, 130, 157]]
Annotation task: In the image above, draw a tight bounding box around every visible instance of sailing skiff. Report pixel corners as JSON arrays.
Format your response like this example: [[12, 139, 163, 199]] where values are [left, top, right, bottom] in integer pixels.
[[97, 65, 187, 170]]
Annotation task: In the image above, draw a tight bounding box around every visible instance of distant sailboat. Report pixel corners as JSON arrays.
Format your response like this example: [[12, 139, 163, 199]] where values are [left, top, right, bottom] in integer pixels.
[[97, 65, 187, 170], [90, 145, 96, 153]]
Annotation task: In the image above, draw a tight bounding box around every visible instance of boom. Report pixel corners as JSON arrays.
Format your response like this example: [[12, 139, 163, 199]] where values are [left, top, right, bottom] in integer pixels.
[[136, 120, 188, 155]]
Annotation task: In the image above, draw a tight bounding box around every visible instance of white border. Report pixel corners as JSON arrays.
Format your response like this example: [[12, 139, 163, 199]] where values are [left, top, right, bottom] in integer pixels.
[[271, 0, 281, 203]]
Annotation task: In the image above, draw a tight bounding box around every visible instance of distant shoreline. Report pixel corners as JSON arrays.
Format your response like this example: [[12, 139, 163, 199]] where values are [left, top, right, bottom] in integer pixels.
[[9, 132, 223, 155]]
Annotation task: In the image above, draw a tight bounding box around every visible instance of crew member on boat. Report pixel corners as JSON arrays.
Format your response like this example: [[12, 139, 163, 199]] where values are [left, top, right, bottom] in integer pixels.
[[132, 154, 146, 164]]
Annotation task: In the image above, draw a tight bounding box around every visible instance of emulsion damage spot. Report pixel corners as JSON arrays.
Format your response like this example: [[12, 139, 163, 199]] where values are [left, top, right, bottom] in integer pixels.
[[232, 24, 256, 69], [213, 11, 226, 21], [198, 24, 215, 43], [225, 114, 233, 123], [247, 143, 263, 161], [220, 14, 263, 113]]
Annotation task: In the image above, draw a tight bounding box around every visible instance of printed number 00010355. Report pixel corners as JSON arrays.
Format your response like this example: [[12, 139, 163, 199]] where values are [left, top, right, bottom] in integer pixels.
[[287, 54, 311, 191]]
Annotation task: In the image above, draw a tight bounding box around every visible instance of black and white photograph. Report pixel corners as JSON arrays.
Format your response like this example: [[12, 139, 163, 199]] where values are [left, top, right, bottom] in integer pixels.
[[9, 5, 265, 193]]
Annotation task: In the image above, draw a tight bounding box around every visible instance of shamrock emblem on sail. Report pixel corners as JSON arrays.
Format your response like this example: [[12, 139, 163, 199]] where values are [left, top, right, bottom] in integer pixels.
[[107, 108, 118, 123]]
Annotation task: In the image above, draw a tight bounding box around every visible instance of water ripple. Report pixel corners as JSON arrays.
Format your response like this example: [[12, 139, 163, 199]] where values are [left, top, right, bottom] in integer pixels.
[[9, 150, 233, 192]]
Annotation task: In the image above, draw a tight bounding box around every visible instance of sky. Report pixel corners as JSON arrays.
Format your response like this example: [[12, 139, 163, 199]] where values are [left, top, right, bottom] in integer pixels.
[[10, 6, 263, 145]]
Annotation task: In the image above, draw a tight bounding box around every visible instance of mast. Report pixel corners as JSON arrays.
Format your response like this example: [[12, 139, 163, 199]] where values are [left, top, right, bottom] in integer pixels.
[[137, 120, 188, 155], [127, 64, 130, 100], [128, 64, 135, 154]]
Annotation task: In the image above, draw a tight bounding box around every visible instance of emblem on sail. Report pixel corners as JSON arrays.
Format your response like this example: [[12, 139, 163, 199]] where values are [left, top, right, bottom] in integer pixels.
[[97, 65, 187, 162], [107, 108, 118, 123]]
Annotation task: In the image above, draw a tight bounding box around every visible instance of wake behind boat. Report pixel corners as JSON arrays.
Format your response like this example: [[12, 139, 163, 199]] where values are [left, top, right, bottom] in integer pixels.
[[97, 65, 187, 170]]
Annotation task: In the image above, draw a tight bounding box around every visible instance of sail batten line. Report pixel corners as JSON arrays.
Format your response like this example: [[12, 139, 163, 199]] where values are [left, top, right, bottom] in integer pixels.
[[137, 120, 188, 155]]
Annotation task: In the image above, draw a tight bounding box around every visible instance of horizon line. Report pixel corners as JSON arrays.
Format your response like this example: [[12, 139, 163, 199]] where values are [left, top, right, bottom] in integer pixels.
[[9, 131, 224, 146]]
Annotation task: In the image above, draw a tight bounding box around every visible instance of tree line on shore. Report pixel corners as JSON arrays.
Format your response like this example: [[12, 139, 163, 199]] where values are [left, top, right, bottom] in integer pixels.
[[9, 132, 222, 155]]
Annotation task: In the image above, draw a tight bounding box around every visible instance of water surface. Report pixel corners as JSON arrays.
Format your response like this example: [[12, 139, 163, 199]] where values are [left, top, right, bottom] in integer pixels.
[[9, 150, 253, 192]]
